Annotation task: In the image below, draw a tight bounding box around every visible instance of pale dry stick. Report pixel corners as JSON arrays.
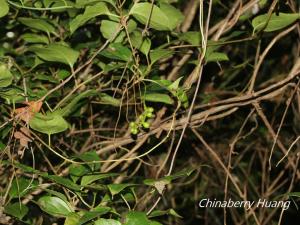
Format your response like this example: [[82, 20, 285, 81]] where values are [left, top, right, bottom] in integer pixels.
[[167, 50, 193, 81], [277, 154, 299, 225], [147, 7, 213, 214], [195, 66, 300, 110], [268, 80, 300, 169], [167, 0, 213, 177], [248, 24, 297, 93], [156, 130, 176, 178], [212, 0, 242, 41], [208, 0, 260, 36], [253, 102, 299, 176], [191, 129, 261, 225], [223, 109, 255, 225], [101, 135, 149, 172], [265, 170, 285, 197], [178, 107, 239, 130], [181, 0, 200, 32], [95, 76, 297, 158], [288, 57, 300, 79], [276, 135, 300, 166], [28, 71, 300, 166]]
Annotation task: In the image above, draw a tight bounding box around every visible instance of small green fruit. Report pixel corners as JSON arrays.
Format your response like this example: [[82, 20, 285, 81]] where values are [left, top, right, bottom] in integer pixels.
[[142, 122, 150, 129]]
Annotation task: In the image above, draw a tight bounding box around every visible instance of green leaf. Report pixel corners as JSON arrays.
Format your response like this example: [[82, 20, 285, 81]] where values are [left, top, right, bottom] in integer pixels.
[[75, 0, 116, 7], [100, 43, 132, 61], [94, 219, 121, 225], [130, 31, 151, 55], [29, 43, 79, 68], [150, 49, 174, 65], [58, 90, 98, 117], [252, 13, 300, 33], [4, 203, 28, 220], [178, 31, 201, 46], [81, 173, 118, 186], [47, 175, 81, 191], [78, 207, 111, 225], [76, 151, 101, 171], [98, 93, 121, 106], [205, 52, 229, 62], [149, 209, 182, 218], [70, 2, 111, 34], [159, 3, 184, 30], [124, 211, 149, 225], [0, 63, 13, 88], [29, 111, 69, 135], [21, 33, 49, 44], [38, 196, 74, 217], [100, 20, 125, 42], [130, 3, 182, 31], [143, 93, 174, 105], [0, 0, 9, 18], [64, 213, 80, 225], [18, 17, 56, 35], [9, 177, 37, 199], [0, 87, 25, 104], [130, 3, 169, 31], [286, 192, 300, 198], [43, 0, 75, 13], [107, 183, 135, 197], [149, 221, 163, 225], [167, 77, 183, 92], [69, 164, 90, 177]]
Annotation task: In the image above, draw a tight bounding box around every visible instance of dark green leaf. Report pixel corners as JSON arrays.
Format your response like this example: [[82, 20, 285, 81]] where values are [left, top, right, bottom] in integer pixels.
[[46, 175, 81, 191], [58, 90, 98, 117], [9, 177, 37, 199], [149, 209, 182, 218], [76, 151, 101, 171], [286, 192, 300, 198], [4, 202, 28, 220], [81, 173, 118, 186], [78, 207, 111, 225], [98, 93, 121, 106], [143, 93, 174, 105], [107, 183, 135, 196]]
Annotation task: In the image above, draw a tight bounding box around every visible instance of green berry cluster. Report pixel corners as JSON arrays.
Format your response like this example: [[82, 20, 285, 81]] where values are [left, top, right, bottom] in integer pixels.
[[129, 107, 154, 135]]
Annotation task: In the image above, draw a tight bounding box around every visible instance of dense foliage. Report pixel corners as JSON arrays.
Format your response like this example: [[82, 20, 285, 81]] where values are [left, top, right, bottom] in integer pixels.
[[0, 0, 300, 224]]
